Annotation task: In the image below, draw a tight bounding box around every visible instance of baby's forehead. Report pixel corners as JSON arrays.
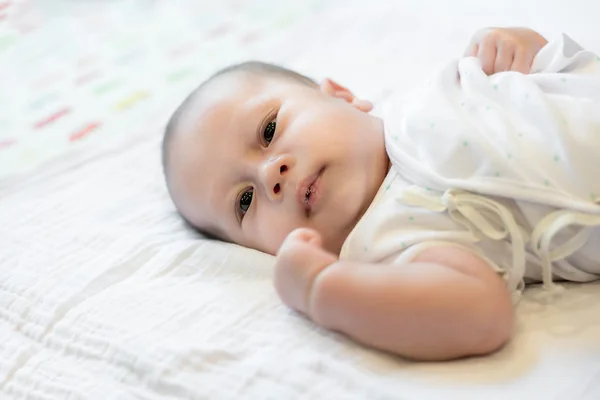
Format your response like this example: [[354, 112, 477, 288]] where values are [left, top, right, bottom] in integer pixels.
[[196, 73, 257, 111], [187, 74, 291, 133], [171, 73, 269, 179], [197, 69, 308, 107]]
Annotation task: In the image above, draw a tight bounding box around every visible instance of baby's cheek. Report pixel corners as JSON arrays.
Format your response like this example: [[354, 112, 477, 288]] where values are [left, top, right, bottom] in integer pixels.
[[256, 216, 303, 255]]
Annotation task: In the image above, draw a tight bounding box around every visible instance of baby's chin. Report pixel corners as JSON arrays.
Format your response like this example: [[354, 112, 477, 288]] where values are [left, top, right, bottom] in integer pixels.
[[324, 185, 383, 255], [323, 237, 346, 257], [320, 221, 357, 256]]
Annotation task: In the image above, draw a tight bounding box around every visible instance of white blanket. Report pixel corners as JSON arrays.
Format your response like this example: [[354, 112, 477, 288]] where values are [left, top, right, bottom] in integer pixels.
[[2, 0, 600, 399], [2, 124, 600, 399]]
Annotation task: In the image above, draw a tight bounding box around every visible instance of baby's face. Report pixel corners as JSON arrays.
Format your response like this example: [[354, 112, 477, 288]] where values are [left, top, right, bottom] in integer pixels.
[[168, 73, 388, 255]]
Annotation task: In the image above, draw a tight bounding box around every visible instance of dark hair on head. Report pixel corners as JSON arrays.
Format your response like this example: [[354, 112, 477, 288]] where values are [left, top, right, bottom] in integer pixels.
[[162, 61, 316, 237]]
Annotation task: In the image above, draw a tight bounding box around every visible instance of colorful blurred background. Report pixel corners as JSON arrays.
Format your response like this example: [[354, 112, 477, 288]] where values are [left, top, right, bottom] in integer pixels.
[[1, 0, 598, 179], [0, 0, 345, 177]]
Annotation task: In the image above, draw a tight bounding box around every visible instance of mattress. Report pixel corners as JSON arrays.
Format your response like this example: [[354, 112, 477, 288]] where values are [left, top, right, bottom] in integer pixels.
[[1, 0, 600, 399]]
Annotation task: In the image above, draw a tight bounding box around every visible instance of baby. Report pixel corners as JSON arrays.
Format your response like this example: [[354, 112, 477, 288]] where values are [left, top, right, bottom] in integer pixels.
[[162, 27, 600, 361]]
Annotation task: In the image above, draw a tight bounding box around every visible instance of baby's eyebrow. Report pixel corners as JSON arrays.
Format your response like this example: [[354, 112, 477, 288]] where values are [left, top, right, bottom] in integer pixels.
[[248, 95, 276, 125], [219, 183, 239, 230], [204, 170, 238, 240], [207, 186, 235, 240]]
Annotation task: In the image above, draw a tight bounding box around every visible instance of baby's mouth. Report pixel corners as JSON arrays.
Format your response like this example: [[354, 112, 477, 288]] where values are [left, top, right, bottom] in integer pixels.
[[304, 187, 313, 203], [302, 183, 315, 216], [298, 167, 324, 217]]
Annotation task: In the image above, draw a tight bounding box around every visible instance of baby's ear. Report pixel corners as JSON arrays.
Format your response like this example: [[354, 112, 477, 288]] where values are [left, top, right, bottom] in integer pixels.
[[320, 78, 373, 113]]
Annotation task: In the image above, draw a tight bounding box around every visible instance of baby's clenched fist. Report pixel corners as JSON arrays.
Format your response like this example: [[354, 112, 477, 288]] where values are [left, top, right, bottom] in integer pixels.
[[465, 27, 548, 75], [273, 228, 338, 316]]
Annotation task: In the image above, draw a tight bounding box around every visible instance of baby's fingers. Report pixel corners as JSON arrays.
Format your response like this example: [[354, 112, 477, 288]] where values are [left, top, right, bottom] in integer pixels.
[[510, 48, 533, 74], [282, 227, 322, 248], [494, 42, 514, 73], [274, 230, 335, 315], [477, 40, 497, 75]]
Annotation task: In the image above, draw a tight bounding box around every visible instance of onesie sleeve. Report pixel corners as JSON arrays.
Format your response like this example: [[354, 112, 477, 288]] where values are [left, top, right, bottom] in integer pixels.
[[530, 33, 599, 74]]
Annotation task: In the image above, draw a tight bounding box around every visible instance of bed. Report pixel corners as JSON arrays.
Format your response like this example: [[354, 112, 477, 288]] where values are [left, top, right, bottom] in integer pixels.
[[1, 0, 600, 398]]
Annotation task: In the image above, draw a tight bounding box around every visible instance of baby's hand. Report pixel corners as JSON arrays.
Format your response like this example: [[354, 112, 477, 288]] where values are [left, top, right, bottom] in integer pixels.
[[465, 27, 548, 75], [273, 228, 338, 316]]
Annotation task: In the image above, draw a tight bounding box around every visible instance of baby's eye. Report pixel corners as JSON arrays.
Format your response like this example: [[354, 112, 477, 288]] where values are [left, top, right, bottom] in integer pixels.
[[239, 188, 253, 216], [263, 120, 276, 145]]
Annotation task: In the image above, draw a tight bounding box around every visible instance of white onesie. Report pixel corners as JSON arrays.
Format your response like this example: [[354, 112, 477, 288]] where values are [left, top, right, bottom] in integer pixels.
[[340, 34, 600, 302]]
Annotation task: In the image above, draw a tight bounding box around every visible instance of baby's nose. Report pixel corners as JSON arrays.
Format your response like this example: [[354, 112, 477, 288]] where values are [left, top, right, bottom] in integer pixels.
[[260, 155, 292, 201]]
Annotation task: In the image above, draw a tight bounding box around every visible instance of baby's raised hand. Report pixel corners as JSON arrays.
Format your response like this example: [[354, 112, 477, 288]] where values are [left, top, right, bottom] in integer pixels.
[[273, 228, 338, 316], [465, 27, 548, 75]]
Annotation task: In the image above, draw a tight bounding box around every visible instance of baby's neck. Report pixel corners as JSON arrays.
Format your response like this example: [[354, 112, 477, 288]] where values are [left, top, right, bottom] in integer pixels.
[[330, 153, 391, 257]]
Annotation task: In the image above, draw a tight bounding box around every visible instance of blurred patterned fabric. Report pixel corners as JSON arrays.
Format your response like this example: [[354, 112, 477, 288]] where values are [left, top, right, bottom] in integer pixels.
[[0, 0, 338, 178]]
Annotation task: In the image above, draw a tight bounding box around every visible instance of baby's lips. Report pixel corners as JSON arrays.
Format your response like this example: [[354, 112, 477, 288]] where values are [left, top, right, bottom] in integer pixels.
[[296, 169, 321, 211]]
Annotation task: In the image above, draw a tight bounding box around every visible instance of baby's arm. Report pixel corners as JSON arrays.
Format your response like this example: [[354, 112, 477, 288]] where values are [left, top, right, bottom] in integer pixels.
[[274, 229, 514, 361]]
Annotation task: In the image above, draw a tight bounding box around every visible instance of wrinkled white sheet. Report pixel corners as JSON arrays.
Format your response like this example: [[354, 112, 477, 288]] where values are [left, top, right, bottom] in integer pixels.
[[2, 0, 600, 399]]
